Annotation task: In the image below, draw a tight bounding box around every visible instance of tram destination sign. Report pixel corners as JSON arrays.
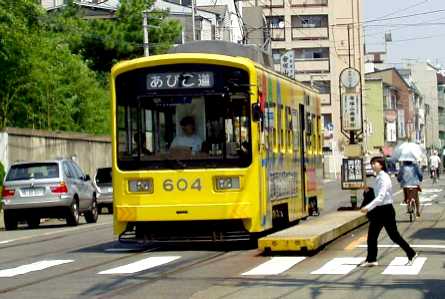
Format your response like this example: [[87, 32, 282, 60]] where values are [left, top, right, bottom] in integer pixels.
[[146, 72, 214, 90]]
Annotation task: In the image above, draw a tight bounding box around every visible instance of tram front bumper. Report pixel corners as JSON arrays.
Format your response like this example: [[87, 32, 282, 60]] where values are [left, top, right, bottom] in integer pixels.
[[115, 202, 252, 222]]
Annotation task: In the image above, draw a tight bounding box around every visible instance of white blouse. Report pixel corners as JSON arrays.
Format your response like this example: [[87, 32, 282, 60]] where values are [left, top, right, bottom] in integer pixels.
[[364, 171, 393, 212]]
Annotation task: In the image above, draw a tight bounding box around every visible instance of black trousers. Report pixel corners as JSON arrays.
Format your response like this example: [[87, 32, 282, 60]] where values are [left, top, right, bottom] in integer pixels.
[[366, 204, 416, 262]]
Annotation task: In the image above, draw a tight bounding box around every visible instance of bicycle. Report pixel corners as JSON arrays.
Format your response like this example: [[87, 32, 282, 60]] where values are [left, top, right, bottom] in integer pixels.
[[407, 197, 416, 222]]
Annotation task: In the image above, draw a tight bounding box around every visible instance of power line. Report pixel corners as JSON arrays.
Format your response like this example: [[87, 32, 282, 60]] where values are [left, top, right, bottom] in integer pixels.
[[366, 32, 445, 45], [364, 8, 445, 24], [363, 0, 430, 22]]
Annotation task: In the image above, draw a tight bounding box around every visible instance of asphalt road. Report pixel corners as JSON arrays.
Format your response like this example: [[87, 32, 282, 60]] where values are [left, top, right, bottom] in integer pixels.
[[0, 178, 443, 299]]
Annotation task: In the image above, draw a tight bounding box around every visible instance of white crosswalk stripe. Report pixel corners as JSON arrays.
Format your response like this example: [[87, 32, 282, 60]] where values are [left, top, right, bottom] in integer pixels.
[[311, 257, 365, 275], [241, 257, 306, 276], [382, 257, 427, 275], [0, 260, 74, 278], [98, 256, 181, 275]]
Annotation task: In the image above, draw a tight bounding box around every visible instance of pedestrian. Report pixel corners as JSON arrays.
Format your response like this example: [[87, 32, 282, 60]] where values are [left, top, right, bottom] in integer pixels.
[[360, 156, 418, 267], [429, 150, 441, 179], [398, 160, 423, 218]]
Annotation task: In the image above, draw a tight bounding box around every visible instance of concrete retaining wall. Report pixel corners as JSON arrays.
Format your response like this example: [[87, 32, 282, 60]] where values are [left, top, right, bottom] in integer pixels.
[[0, 127, 111, 177]]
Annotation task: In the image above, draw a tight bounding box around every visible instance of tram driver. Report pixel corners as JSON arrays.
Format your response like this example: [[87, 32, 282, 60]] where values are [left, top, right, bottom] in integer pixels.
[[170, 116, 203, 155]]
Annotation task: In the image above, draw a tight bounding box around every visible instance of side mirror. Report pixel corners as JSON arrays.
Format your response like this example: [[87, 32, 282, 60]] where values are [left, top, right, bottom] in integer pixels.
[[84, 174, 91, 181], [252, 103, 262, 122]]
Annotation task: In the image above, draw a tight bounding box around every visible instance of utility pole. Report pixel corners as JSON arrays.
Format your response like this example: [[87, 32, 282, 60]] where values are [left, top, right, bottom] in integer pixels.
[[191, 0, 196, 41], [143, 10, 149, 56]]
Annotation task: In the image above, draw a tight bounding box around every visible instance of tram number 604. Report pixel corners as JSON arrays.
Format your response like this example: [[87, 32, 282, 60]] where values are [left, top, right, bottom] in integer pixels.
[[163, 178, 202, 192]]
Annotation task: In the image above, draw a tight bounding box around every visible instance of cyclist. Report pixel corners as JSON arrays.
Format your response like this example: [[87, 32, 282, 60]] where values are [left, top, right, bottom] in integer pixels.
[[397, 160, 423, 219], [429, 150, 441, 182]]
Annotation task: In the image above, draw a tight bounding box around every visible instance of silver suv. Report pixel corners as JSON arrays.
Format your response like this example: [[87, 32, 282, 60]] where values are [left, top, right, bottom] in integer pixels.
[[1, 159, 98, 230], [93, 167, 113, 214]]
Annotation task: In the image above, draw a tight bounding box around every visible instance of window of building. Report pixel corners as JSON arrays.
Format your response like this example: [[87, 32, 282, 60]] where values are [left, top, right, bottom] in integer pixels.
[[272, 48, 286, 64], [291, 15, 328, 28], [266, 16, 285, 29], [294, 48, 329, 60]]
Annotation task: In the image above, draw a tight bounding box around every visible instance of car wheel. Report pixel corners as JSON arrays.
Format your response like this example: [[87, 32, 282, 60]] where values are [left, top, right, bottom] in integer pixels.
[[27, 216, 40, 229], [84, 197, 98, 223], [66, 199, 80, 226], [4, 210, 18, 231]]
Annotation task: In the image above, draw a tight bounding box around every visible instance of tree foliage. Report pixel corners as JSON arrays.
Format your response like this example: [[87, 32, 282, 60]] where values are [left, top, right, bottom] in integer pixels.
[[0, 0, 181, 134]]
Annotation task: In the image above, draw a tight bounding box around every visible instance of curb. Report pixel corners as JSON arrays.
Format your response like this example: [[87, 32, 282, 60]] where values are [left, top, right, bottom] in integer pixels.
[[0, 210, 4, 230]]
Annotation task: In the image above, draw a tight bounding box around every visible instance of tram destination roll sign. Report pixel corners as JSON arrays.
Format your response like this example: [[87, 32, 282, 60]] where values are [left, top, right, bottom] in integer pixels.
[[146, 72, 214, 90]]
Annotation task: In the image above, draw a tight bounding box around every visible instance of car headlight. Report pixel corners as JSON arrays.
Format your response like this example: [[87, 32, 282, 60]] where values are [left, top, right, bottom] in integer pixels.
[[128, 179, 153, 193], [214, 176, 241, 191]]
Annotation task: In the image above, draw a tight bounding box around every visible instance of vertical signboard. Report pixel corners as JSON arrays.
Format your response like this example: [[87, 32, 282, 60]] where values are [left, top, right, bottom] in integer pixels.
[[341, 94, 362, 131]]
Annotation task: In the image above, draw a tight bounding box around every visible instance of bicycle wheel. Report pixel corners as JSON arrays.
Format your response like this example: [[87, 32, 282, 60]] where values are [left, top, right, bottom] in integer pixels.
[[408, 200, 414, 222]]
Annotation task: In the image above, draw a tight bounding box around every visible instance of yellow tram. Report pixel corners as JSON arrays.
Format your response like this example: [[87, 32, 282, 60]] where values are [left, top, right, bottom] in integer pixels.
[[111, 41, 324, 242]]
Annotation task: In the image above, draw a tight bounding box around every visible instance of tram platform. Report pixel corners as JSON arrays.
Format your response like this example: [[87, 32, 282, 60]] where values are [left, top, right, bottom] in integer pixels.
[[258, 211, 367, 253]]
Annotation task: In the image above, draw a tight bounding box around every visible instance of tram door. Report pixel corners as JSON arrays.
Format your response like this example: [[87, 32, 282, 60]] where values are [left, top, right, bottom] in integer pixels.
[[299, 104, 307, 213]]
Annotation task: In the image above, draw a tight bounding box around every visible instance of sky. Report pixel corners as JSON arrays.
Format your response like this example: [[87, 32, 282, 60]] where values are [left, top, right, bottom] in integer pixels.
[[363, 0, 445, 67]]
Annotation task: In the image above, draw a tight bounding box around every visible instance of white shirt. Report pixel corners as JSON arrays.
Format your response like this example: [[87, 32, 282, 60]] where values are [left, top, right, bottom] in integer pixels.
[[364, 171, 393, 212], [170, 134, 202, 154], [430, 155, 441, 169]]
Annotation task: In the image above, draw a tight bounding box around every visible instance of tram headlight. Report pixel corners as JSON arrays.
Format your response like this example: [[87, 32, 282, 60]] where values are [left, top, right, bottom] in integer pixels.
[[128, 179, 153, 193], [214, 177, 241, 191]]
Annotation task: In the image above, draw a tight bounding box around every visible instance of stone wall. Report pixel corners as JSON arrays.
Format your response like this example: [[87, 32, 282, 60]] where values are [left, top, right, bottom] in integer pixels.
[[0, 128, 111, 177]]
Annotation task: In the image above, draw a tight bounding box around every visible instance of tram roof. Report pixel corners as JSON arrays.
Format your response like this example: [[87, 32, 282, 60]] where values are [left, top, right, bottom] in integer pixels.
[[168, 41, 273, 70]]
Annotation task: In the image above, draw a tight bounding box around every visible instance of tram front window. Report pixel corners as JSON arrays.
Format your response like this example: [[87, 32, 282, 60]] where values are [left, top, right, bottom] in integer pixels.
[[116, 94, 252, 169]]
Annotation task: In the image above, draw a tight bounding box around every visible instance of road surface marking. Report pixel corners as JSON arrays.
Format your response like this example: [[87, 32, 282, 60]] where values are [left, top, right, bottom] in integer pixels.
[[421, 189, 442, 193], [0, 222, 112, 245], [311, 257, 365, 275], [345, 235, 367, 251], [241, 257, 306, 276], [98, 256, 181, 275], [105, 248, 141, 252], [382, 257, 427, 275], [0, 260, 74, 278], [357, 244, 445, 249], [400, 203, 432, 206]]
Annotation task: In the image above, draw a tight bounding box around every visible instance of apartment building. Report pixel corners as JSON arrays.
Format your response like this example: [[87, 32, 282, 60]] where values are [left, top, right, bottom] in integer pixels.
[[242, 0, 364, 177]]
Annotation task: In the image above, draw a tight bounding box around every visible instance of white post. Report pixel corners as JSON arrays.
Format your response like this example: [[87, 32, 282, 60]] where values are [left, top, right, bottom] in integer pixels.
[[191, 0, 196, 41], [143, 11, 149, 56]]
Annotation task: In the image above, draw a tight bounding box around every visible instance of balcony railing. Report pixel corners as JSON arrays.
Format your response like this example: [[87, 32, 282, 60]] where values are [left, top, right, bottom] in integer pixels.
[[291, 0, 328, 7], [295, 59, 330, 74], [262, 0, 285, 8], [292, 27, 329, 40], [270, 28, 286, 41]]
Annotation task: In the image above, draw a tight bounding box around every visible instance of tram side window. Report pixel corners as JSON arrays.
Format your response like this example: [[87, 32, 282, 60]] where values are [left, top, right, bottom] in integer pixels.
[[271, 103, 277, 151], [286, 106, 293, 152], [278, 105, 286, 151], [117, 106, 141, 157]]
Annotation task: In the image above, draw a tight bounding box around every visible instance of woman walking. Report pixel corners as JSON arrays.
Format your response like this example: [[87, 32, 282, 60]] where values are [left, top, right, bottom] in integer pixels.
[[360, 156, 418, 267]]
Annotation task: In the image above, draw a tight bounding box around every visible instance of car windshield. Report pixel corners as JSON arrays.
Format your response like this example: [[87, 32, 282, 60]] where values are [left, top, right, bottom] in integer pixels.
[[6, 163, 59, 181], [95, 168, 112, 184], [115, 64, 252, 170]]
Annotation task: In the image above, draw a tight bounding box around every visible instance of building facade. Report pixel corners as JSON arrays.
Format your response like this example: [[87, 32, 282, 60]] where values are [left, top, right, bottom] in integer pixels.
[[437, 73, 445, 147], [242, 0, 364, 178], [365, 68, 417, 156], [363, 78, 384, 153]]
